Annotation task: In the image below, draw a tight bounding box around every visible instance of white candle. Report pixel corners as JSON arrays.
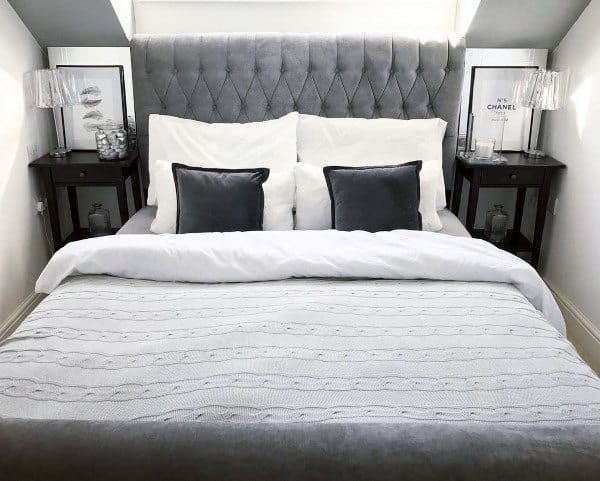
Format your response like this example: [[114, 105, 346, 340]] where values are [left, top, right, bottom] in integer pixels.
[[475, 139, 495, 158]]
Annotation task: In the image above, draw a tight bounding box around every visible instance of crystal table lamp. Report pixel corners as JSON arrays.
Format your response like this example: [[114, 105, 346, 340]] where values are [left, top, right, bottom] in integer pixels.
[[33, 69, 80, 157], [513, 69, 565, 158]]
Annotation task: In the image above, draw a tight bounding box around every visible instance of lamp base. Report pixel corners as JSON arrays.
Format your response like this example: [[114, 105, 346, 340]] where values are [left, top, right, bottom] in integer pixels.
[[525, 148, 546, 158], [49, 148, 70, 158]]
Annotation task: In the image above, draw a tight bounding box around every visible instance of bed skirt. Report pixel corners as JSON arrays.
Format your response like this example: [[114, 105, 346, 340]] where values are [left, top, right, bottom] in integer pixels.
[[1, 420, 599, 481]]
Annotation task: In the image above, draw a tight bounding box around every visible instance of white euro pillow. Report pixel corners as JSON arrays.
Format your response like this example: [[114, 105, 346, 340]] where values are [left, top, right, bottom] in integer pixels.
[[296, 114, 447, 210], [147, 112, 298, 206], [295, 163, 442, 232], [151, 160, 295, 233]]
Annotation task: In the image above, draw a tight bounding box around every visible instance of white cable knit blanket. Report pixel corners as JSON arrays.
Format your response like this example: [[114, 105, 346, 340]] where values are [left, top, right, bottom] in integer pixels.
[[2, 231, 598, 424]]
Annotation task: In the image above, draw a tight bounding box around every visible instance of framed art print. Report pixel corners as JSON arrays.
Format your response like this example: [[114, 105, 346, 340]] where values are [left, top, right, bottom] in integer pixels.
[[468, 66, 537, 152], [57, 65, 128, 150]]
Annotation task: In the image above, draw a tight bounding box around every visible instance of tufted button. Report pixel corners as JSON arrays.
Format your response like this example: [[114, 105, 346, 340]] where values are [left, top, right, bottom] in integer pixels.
[[226, 67, 231, 73], [335, 67, 340, 74], [212, 104, 217, 111], [199, 68, 203, 74], [293, 102, 298, 109], [416, 67, 422, 74], [266, 103, 271, 110], [240, 102, 245, 110], [444, 66, 450, 72], [280, 66, 285, 73], [254, 66, 258, 73]]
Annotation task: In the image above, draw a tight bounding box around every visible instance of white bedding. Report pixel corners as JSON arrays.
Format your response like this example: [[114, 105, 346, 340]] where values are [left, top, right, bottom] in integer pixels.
[[37, 230, 562, 332], [2, 230, 600, 424]]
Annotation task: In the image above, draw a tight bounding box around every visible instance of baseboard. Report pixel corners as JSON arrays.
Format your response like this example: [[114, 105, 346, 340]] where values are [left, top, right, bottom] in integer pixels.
[[547, 281, 600, 375], [0, 292, 44, 341]]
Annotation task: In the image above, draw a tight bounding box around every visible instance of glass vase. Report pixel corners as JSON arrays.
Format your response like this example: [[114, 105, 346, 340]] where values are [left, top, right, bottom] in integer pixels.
[[95, 120, 128, 161], [88, 203, 111, 237], [484, 204, 509, 244]]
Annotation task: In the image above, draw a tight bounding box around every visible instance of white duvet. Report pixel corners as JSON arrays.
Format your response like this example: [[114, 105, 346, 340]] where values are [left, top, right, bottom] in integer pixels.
[[37, 230, 564, 333], [3, 230, 600, 424]]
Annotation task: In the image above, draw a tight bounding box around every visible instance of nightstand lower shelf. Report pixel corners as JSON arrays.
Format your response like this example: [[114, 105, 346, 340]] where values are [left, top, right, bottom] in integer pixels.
[[65, 228, 119, 244], [471, 229, 533, 254]]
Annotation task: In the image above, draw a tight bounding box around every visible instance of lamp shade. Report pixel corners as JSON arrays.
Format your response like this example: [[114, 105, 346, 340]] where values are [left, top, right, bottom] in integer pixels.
[[33, 68, 80, 109], [513, 68, 564, 111]]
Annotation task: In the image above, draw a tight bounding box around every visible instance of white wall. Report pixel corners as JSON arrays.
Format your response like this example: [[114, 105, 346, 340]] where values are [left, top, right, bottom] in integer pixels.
[[134, 0, 458, 34], [539, 0, 600, 328], [0, 0, 54, 322]]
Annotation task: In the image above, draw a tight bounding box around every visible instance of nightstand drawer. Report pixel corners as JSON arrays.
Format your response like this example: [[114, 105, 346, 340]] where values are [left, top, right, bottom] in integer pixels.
[[51, 166, 116, 184], [480, 167, 544, 186]]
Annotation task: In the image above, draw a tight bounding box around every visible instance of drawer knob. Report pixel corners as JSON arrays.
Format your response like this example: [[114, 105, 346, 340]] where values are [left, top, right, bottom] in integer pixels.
[[510, 173, 517, 180], [79, 171, 87, 178]]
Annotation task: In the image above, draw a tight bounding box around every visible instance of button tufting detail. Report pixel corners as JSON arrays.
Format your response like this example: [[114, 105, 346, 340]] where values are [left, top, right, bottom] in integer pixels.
[[133, 35, 464, 187]]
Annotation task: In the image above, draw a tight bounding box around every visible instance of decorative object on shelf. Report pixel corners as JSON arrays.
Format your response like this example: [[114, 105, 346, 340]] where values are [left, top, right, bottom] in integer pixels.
[[56, 65, 128, 150], [88, 203, 112, 237], [468, 66, 538, 155], [474, 139, 495, 159], [127, 115, 137, 150], [95, 120, 128, 160], [32, 68, 80, 157], [513, 68, 565, 158], [484, 204, 509, 244]]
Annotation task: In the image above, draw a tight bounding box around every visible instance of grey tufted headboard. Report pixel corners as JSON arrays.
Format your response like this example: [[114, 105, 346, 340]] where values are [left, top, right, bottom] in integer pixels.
[[130, 33, 465, 193]]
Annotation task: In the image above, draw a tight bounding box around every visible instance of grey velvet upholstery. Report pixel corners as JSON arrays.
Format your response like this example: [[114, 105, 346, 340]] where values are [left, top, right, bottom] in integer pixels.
[[130, 34, 465, 189], [2, 420, 599, 481]]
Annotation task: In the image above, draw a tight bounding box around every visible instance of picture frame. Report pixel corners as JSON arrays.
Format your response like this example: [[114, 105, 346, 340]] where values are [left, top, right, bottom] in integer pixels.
[[57, 65, 128, 151], [467, 66, 538, 152]]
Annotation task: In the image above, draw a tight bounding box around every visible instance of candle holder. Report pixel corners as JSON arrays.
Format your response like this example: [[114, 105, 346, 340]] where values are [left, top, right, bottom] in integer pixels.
[[474, 139, 495, 159]]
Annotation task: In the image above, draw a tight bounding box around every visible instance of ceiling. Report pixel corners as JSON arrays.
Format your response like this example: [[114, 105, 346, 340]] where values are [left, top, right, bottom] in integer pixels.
[[466, 0, 591, 49], [7, 0, 129, 47], [7, 0, 593, 51]]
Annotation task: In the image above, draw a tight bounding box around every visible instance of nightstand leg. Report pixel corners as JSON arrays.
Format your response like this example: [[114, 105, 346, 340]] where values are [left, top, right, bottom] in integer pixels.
[[512, 188, 526, 244], [531, 173, 552, 268], [451, 168, 463, 216], [67, 186, 80, 232], [465, 178, 480, 233], [131, 166, 143, 211], [115, 177, 129, 226], [40, 167, 62, 252]]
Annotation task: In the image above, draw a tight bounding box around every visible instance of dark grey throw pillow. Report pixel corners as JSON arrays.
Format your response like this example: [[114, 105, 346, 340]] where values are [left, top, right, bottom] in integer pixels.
[[323, 162, 422, 232], [172, 163, 270, 233]]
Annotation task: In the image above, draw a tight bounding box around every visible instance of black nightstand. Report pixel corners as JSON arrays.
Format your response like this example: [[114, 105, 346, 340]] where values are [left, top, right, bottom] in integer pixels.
[[30, 150, 143, 251], [451, 152, 565, 268]]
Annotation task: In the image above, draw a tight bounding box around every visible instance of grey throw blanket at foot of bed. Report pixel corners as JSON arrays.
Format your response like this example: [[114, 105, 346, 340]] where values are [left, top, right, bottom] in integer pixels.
[[1, 420, 599, 481]]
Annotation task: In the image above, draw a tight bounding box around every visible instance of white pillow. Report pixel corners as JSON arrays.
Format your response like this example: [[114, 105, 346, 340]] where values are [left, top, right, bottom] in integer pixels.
[[295, 163, 442, 232], [147, 112, 298, 206], [151, 160, 295, 233], [296, 114, 447, 210]]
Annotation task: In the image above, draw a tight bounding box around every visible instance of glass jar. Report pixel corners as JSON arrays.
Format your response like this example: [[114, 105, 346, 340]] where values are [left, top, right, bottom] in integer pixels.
[[127, 115, 137, 151], [484, 204, 509, 243], [88, 203, 112, 237], [95, 120, 128, 160]]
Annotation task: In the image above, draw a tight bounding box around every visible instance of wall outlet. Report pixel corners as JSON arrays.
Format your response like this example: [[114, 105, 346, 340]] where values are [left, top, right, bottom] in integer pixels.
[[551, 197, 559, 216], [36, 199, 47, 213]]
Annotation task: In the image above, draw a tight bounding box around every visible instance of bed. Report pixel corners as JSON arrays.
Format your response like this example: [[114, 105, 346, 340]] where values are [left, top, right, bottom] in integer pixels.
[[2, 34, 599, 481]]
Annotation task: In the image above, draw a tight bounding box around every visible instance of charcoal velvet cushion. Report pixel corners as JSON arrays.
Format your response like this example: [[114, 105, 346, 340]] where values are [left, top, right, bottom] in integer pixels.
[[172, 163, 270, 233], [323, 162, 422, 232]]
